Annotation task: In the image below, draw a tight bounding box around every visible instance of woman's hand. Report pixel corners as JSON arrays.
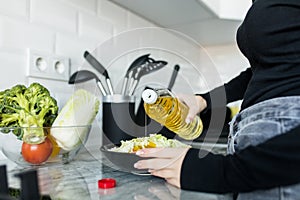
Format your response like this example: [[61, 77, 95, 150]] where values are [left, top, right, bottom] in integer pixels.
[[134, 147, 190, 188], [176, 94, 207, 123]]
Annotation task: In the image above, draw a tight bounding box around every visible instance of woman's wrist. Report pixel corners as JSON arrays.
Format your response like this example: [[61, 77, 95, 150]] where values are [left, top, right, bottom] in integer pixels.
[[195, 95, 207, 113]]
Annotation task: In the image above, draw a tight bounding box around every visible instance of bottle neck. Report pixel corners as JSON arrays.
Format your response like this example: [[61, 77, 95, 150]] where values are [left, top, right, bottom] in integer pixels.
[[155, 88, 174, 98], [142, 88, 174, 104]]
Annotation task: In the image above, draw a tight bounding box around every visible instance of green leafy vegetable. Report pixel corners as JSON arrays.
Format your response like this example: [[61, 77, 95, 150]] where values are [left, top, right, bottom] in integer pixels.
[[109, 134, 190, 153], [0, 83, 58, 143], [50, 89, 100, 151]]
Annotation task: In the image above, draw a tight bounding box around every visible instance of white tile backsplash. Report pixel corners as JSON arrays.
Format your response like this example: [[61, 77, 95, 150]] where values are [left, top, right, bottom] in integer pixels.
[[98, 0, 127, 34], [98, 0, 126, 21], [0, 50, 28, 90], [0, 16, 55, 53], [78, 12, 113, 40], [64, 0, 97, 14], [31, 0, 77, 33], [0, 0, 28, 18], [204, 44, 249, 83], [55, 33, 99, 70]]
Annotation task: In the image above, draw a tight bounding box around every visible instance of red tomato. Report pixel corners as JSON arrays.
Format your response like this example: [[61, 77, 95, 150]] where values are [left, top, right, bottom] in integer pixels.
[[21, 137, 53, 164]]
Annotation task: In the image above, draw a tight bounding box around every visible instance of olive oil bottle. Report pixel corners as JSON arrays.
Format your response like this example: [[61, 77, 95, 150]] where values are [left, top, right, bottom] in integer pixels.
[[142, 88, 203, 140]]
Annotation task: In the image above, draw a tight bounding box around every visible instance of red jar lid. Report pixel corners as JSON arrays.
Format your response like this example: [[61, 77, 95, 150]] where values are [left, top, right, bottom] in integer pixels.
[[98, 178, 116, 189]]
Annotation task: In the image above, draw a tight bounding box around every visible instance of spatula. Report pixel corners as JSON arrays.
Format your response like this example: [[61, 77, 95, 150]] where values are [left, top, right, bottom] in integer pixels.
[[121, 54, 150, 95], [84, 51, 114, 95], [69, 70, 107, 96], [128, 60, 168, 95]]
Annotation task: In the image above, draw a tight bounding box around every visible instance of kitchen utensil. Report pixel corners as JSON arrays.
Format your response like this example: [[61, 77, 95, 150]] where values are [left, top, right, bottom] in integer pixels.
[[0, 165, 8, 195], [127, 57, 155, 89], [128, 60, 168, 95], [121, 54, 150, 95], [167, 64, 180, 90], [84, 51, 114, 95], [69, 70, 107, 96], [126, 57, 158, 95]]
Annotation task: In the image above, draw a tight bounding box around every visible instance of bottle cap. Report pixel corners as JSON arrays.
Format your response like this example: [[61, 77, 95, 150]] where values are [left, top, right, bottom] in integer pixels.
[[98, 178, 116, 189], [142, 89, 158, 104]]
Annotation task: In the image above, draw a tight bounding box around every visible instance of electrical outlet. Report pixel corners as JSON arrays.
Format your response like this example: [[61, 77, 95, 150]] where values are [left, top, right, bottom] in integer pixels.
[[27, 49, 70, 81]]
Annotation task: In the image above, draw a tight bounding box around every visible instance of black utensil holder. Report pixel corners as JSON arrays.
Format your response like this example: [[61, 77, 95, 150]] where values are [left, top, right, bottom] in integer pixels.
[[102, 95, 141, 145]]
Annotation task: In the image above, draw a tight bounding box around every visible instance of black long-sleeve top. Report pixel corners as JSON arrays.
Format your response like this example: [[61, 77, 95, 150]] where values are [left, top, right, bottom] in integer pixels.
[[180, 0, 300, 193]]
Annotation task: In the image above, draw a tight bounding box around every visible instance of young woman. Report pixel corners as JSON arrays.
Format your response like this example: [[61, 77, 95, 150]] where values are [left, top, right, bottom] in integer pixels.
[[134, 0, 300, 199]]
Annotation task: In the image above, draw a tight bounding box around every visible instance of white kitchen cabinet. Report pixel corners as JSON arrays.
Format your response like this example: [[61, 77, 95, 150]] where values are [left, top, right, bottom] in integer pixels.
[[201, 0, 252, 20], [112, 0, 252, 45]]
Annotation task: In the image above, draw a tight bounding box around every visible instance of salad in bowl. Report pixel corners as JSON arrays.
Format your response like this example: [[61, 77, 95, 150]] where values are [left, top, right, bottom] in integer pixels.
[[101, 134, 190, 174]]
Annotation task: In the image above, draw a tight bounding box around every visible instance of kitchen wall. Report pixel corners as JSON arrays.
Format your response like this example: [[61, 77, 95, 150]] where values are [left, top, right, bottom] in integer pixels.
[[0, 0, 157, 91], [0, 0, 248, 159]]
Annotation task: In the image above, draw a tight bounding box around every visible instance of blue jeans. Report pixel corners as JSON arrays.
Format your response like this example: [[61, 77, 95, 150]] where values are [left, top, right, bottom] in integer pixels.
[[227, 96, 300, 200]]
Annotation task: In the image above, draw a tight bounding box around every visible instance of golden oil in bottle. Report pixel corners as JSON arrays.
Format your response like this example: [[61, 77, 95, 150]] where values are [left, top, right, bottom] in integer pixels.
[[142, 88, 203, 140]]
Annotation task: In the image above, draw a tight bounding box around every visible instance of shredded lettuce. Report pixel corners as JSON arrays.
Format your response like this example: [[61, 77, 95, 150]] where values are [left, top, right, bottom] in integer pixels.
[[109, 134, 190, 153]]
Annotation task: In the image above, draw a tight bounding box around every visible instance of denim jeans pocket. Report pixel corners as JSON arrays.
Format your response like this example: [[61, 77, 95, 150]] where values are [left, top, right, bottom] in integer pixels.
[[234, 119, 281, 152]]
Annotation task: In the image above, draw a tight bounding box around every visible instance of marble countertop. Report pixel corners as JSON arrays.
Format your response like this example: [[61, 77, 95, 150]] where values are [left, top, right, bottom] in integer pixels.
[[1, 144, 232, 200]]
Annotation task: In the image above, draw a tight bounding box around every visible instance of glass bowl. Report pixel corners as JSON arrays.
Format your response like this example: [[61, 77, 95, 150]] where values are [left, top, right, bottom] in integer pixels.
[[0, 125, 91, 166]]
